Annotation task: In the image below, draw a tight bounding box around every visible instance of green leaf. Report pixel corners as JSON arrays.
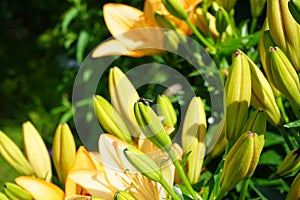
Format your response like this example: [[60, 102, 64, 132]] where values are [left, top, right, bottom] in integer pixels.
[[174, 185, 202, 200], [284, 120, 300, 128], [76, 30, 89, 62]]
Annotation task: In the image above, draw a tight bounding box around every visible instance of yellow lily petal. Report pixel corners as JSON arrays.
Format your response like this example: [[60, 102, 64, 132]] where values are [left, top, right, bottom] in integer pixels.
[[22, 121, 52, 181], [15, 176, 64, 200], [68, 170, 114, 199], [65, 146, 97, 196], [103, 3, 143, 36]]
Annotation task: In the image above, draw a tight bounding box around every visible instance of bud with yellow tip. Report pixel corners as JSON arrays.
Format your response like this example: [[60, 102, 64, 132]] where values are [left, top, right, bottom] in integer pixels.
[[22, 121, 52, 182], [52, 123, 76, 184], [220, 131, 264, 194], [285, 172, 300, 200], [0, 192, 9, 200], [93, 95, 132, 144], [276, 148, 300, 177], [181, 97, 206, 184], [0, 130, 34, 175], [113, 191, 136, 200], [156, 94, 177, 127]]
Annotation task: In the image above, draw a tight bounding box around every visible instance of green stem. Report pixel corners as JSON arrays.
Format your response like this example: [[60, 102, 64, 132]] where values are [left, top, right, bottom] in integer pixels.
[[185, 19, 216, 54], [276, 96, 290, 123], [239, 178, 250, 200], [215, 189, 226, 200], [290, 129, 300, 146], [160, 179, 181, 200], [167, 149, 198, 200], [250, 18, 258, 34], [278, 127, 294, 150]]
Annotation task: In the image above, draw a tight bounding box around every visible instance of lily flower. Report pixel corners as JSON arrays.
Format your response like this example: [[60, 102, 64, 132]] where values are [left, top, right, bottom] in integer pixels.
[[67, 134, 175, 199]]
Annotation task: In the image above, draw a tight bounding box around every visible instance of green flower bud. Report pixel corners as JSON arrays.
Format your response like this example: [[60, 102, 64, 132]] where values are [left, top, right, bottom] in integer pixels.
[[93, 95, 132, 144], [268, 46, 300, 108], [0, 192, 9, 200], [250, 0, 267, 18], [4, 182, 33, 200], [124, 146, 163, 182], [220, 131, 264, 193], [267, 0, 300, 72], [286, 172, 300, 200], [277, 148, 300, 177], [52, 123, 76, 184], [289, 0, 300, 24], [113, 191, 136, 200], [161, 0, 188, 20], [181, 97, 206, 184], [154, 12, 176, 30], [0, 131, 34, 175], [246, 53, 283, 127], [225, 50, 251, 143], [156, 94, 177, 127], [243, 109, 267, 136], [216, 8, 230, 34], [134, 101, 172, 150], [216, 0, 238, 11]]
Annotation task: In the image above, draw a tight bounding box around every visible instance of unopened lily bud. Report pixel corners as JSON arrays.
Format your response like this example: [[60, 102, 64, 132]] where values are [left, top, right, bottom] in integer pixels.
[[216, 8, 230, 34], [250, 0, 267, 18], [181, 97, 206, 184], [161, 0, 188, 20], [216, 0, 237, 11], [0, 131, 34, 175], [109, 67, 140, 137], [220, 131, 265, 193], [243, 109, 267, 136], [124, 146, 163, 182], [286, 172, 300, 200], [246, 54, 283, 127], [225, 50, 251, 143], [23, 121, 52, 182], [3, 182, 33, 200], [52, 123, 76, 184], [134, 101, 172, 150], [289, 0, 300, 24], [154, 12, 176, 30], [277, 148, 300, 177], [267, 0, 300, 72], [0, 192, 9, 200], [156, 94, 177, 127], [114, 191, 136, 200], [93, 95, 132, 144], [268, 46, 300, 108]]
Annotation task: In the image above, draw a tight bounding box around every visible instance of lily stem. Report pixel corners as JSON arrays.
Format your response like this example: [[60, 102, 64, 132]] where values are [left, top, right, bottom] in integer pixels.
[[160, 179, 181, 200], [239, 178, 250, 200], [278, 127, 294, 150], [185, 19, 216, 54], [167, 149, 198, 200]]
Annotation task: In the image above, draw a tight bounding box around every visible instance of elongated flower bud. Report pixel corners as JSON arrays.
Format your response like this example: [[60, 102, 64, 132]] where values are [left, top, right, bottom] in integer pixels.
[[216, 0, 237, 11], [93, 95, 132, 144], [124, 146, 163, 182], [154, 12, 176, 30], [246, 54, 283, 126], [216, 8, 230, 34], [114, 191, 136, 200], [250, 0, 267, 18], [276, 148, 300, 176], [286, 172, 300, 200], [220, 131, 265, 193], [109, 67, 140, 137], [0, 131, 33, 175], [289, 0, 300, 24], [22, 121, 52, 182], [268, 46, 300, 108], [225, 50, 251, 143], [243, 109, 267, 136], [181, 97, 206, 184], [156, 94, 177, 127], [52, 123, 76, 184], [4, 182, 33, 200], [161, 0, 188, 20], [0, 192, 9, 200], [267, 0, 300, 72], [15, 176, 64, 200], [134, 102, 172, 150]]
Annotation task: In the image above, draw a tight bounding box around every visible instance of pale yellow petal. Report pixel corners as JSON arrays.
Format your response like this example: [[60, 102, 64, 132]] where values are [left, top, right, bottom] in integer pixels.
[[104, 3, 143, 36], [15, 176, 64, 200]]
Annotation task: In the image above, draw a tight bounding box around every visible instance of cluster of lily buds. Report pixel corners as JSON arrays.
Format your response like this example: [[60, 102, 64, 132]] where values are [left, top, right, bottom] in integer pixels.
[[276, 148, 300, 177]]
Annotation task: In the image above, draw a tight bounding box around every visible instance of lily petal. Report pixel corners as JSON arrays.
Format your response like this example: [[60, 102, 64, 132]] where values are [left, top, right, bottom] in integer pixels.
[[15, 176, 64, 200]]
